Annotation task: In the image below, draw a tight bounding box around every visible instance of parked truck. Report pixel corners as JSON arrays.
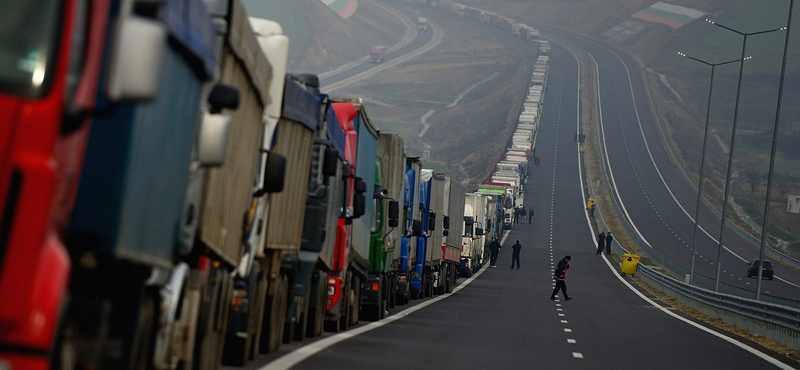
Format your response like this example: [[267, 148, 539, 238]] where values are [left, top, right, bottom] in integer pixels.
[[61, 0, 261, 369], [438, 177, 466, 293], [362, 133, 405, 321], [461, 193, 487, 276], [326, 98, 376, 331], [0, 0, 179, 367], [398, 157, 423, 303]]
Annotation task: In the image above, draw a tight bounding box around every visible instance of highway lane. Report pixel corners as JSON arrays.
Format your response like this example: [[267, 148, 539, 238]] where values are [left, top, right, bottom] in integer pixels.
[[250, 40, 795, 370], [532, 24, 800, 300]]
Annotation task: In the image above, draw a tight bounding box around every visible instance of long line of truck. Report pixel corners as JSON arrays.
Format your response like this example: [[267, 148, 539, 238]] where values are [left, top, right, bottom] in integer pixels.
[[0, 0, 547, 369]]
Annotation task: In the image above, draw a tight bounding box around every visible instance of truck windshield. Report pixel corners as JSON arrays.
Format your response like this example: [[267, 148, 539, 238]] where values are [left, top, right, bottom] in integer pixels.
[[0, 0, 62, 98]]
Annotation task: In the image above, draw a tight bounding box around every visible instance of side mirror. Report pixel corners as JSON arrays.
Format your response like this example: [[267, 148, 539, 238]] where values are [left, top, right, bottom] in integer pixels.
[[388, 201, 399, 227], [323, 148, 339, 177], [106, 16, 166, 101], [198, 112, 231, 167], [443, 216, 450, 230], [443, 230, 449, 236], [354, 177, 367, 193], [428, 212, 436, 231], [208, 84, 240, 113], [260, 152, 286, 194], [411, 219, 422, 236], [353, 193, 366, 218], [476, 228, 484, 236]]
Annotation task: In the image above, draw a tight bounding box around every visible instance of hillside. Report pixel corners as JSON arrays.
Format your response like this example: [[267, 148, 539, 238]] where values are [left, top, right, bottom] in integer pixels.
[[242, 0, 405, 74]]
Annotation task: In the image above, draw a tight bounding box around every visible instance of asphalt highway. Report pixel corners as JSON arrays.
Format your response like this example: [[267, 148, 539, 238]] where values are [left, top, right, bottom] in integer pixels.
[[235, 34, 795, 370], [533, 23, 800, 301]]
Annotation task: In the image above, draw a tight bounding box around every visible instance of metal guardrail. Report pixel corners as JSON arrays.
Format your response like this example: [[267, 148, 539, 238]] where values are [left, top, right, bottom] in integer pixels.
[[638, 263, 800, 351]]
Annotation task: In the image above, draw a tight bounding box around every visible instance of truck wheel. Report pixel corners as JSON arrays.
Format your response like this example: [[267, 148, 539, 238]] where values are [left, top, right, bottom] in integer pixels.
[[306, 272, 327, 338], [349, 275, 361, 326], [194, 268, 223, 370], [130, 294, 157, 370], [339, 272, 352, 331], [388, 276, 396, 309], [261, 274, 288, 353], [292, 293, 310, 341]]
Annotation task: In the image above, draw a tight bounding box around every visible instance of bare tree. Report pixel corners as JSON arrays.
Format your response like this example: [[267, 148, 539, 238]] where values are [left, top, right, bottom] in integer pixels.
[[743, 167, 763, 195], [777, 174, 794, 199]]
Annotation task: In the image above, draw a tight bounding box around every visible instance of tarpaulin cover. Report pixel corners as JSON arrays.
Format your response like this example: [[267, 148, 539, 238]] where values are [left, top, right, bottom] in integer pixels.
[[158, 0, 217, 79], [282, 77, 320, 131]]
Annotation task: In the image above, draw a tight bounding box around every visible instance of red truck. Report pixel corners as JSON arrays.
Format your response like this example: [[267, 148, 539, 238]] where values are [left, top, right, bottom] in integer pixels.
[[370, 46, 387, 63], [0, 0, 166, 368]]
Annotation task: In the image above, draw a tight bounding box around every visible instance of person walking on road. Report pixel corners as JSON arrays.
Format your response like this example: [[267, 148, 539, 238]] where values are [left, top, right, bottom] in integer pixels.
[[551, 255, 571, 300], [489, 237, 501, 267], [527, 206, 534, 224], [510, 240, 522, 269], [520, 207, 527, 223], [605, 231, 614, 254], [513, 207, 519, 224], [596, 230, 606, 254]]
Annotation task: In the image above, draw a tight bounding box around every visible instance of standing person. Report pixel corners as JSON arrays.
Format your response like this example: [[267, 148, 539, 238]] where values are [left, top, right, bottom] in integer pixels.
[[488, 237, 501, 267], [596, 230, 606, 254], [605, 231, 614, 255], [536, 154, 542, 166], [551, 255, 571, 300], [528, 206, 534, 224], [520, 206, 527, 223], [513, 206, 519, 224], [510, 240, 522, 269]]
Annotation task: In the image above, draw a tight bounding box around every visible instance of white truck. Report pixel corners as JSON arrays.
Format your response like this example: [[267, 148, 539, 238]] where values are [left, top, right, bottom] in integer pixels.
[[461, 194, 487, 276], [417, 17, 428, 30]]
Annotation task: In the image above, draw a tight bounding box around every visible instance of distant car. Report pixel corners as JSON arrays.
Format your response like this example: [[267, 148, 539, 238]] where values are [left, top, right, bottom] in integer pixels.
[[747, 259, 774, 280]]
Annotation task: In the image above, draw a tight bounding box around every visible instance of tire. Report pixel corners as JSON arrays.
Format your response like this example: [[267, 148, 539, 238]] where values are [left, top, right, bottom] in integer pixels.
[[306, 272, 326, 338], [388, 276, 396, 309], [292, 293, 309, 341], [339, 271, 352, 331], [349, 275, 360, 326], [129, 294, 157, 370], [260, 274, 288, 353], [194, 269, 222, 370]]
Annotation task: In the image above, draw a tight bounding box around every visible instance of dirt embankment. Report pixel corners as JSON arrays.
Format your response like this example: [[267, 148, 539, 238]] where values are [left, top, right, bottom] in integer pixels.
[[338, 7, 535, 189]]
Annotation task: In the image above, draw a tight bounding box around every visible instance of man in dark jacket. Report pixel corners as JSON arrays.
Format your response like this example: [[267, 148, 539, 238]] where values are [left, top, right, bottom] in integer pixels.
[[596, 230, 606, 254], [605, 231, 614, 254], [520, 207, 527, 223], [527, 206, 534, 224], [510, 240, 522, 269], [488, 237, 501, 267], [551, 255, 571, 300]]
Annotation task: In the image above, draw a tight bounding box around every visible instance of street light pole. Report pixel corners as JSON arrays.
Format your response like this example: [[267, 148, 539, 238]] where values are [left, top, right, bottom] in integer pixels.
[[756, 0, 794, 300], [704, 19, 786, 292], [676, 52, 741, 285]]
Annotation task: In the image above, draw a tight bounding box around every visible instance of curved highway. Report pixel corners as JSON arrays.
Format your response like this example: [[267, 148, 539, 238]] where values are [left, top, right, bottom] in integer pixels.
[[531, 23, 800, 301]]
